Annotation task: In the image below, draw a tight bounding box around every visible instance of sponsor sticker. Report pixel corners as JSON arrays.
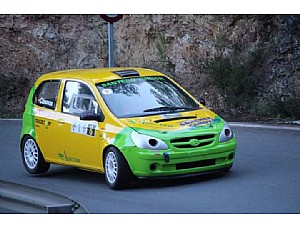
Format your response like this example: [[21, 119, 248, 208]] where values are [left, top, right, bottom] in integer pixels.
[[58, 151, 80, 163], [179, 117, 213, 127], [101, 89, 113, 95], [87, 124, 96, 136], [35, 118, 52, 129], [39, 98, 54, 107], [100, 76, 165, 88], [71, 122, 96, 137]]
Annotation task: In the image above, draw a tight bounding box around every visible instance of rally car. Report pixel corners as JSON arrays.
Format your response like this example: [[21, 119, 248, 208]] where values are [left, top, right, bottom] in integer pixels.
[[20, 67, 236, 189]]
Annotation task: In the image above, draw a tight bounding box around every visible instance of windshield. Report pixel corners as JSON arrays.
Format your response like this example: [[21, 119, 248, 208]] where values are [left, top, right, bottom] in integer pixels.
[[96, 76, 200, 118]]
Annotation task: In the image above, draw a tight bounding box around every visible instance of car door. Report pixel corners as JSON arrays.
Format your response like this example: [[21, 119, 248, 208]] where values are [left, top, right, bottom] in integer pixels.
[[32, 80, 61, 160], [54, 80, 102, 170]]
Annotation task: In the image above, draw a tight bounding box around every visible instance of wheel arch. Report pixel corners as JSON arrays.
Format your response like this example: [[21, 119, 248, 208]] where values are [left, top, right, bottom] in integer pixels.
[[20, 134, 34, 151], [102, 145, 119, 166], [20, 126, 37, 151], [20, 134, 50, 174], [102, 145, 133, 173], [20, 134, 44, 158]]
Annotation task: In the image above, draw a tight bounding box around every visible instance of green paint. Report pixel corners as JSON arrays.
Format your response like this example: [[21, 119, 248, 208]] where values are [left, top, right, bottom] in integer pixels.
[[112, 127, 135, 149], [20, 84, 36, 141], [131, 117, 224, 141], [58, 153, 64, 160], [112, 116, 225, 151]]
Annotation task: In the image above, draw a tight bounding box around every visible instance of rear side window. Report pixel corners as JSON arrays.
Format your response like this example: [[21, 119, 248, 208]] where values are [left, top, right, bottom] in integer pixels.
[[33, 80, 60, 110]]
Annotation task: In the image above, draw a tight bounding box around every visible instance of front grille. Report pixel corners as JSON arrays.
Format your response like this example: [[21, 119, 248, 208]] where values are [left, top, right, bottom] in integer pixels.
[[170, 134, 215, 149], [176, 159, 216, 170]]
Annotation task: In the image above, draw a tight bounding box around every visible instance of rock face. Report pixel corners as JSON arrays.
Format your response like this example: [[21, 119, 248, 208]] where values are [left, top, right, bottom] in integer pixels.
[[0, 15, 299, 119]]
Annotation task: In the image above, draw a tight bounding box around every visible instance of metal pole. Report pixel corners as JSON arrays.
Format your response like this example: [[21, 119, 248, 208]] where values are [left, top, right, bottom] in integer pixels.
[[108, 22, 114, 67]]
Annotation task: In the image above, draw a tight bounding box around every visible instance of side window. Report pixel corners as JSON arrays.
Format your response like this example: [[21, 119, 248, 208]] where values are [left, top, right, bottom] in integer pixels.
[[33, 80, 60, 110], [62, 81, 98, 116]]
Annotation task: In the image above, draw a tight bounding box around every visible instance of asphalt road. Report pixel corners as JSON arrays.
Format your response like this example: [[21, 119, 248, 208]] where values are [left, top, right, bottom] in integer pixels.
[[0, 119, 300, 213]]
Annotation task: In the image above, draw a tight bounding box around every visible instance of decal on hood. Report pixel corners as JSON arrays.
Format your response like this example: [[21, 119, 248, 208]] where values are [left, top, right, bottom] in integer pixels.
[[178, 117, 213, 127]]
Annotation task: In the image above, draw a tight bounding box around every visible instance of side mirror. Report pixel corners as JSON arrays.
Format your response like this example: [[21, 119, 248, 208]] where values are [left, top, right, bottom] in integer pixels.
[[80, 110, 105, 122], [198, 97, 206, 106]]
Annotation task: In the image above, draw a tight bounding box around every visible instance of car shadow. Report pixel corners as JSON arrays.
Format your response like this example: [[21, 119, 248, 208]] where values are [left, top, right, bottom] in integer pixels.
[[30, 165, 235, 190], [31, 165, 105, 184], [129, 171, 234, 190]]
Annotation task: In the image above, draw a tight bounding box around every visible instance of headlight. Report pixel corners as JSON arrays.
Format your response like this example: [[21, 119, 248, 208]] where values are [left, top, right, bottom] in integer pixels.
[[219, 123, 234, 142], [131, 131, 168, 150]]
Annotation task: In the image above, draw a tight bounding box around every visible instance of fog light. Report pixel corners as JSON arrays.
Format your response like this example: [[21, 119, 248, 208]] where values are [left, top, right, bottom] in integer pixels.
[[228, 153, 234, 160], [150, 164, 156, 171]]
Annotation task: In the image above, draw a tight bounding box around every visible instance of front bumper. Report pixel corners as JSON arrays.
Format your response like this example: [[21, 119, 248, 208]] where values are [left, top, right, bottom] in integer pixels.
[[122, 138, 236, 177]]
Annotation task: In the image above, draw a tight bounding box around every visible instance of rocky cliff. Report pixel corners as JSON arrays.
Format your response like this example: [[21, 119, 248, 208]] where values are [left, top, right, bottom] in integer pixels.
[[1, 15, 299, 120]]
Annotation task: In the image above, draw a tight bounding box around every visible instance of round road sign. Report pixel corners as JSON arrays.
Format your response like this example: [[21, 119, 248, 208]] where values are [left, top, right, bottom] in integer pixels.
[[100, 14, 123, 23]]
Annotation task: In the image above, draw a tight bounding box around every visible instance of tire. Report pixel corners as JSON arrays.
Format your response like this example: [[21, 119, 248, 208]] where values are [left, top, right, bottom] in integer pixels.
[[21, 136, 50, 174], [104, 147, 132, 190]]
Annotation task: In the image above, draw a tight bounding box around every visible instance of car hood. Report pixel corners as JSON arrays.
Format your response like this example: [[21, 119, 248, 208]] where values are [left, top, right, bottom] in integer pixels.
[[119, 108, 224, 135]]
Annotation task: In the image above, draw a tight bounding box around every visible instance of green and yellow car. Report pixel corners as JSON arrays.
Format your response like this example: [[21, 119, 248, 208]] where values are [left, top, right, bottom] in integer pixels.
[[20, 67, 236, 189]]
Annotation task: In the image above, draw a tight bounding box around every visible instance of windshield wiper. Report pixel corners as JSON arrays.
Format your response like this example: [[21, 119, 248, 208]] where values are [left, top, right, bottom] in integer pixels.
[[143, 106, 195, 113]]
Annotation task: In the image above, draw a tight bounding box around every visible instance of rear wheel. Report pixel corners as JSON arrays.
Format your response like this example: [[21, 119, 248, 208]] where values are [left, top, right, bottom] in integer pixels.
[[104, 147, 132, 190], [21, 136, 50, 174]]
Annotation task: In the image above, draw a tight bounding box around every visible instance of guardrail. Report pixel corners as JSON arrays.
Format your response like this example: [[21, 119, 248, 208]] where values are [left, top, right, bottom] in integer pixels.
[[0, 180, 88, 213]]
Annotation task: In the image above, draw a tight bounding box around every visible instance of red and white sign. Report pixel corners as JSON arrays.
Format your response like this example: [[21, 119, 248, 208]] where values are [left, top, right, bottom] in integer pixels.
[[100, 14, 123, 23]]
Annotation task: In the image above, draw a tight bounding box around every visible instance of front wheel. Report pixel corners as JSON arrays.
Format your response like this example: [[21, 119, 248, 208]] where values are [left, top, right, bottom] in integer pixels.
[[104, 147, 132, 190], [21, 136, 50, 174]]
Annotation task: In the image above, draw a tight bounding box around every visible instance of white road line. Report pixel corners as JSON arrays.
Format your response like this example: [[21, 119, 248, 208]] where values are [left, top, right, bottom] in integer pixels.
[[229, 122, 300, 131]]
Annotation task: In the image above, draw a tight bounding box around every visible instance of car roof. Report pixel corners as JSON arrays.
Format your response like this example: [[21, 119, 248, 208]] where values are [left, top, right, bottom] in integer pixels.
[[38, 67, 165, 84]]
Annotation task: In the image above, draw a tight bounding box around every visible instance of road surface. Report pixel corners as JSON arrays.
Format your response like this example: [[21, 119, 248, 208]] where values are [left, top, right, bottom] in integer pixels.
[[0, 120, 300, 213]]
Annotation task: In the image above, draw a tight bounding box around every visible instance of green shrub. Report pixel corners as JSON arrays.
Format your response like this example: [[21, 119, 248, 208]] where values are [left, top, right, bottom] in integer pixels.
[[205, 48, 261, 112], [255, 92, 300, 119]]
